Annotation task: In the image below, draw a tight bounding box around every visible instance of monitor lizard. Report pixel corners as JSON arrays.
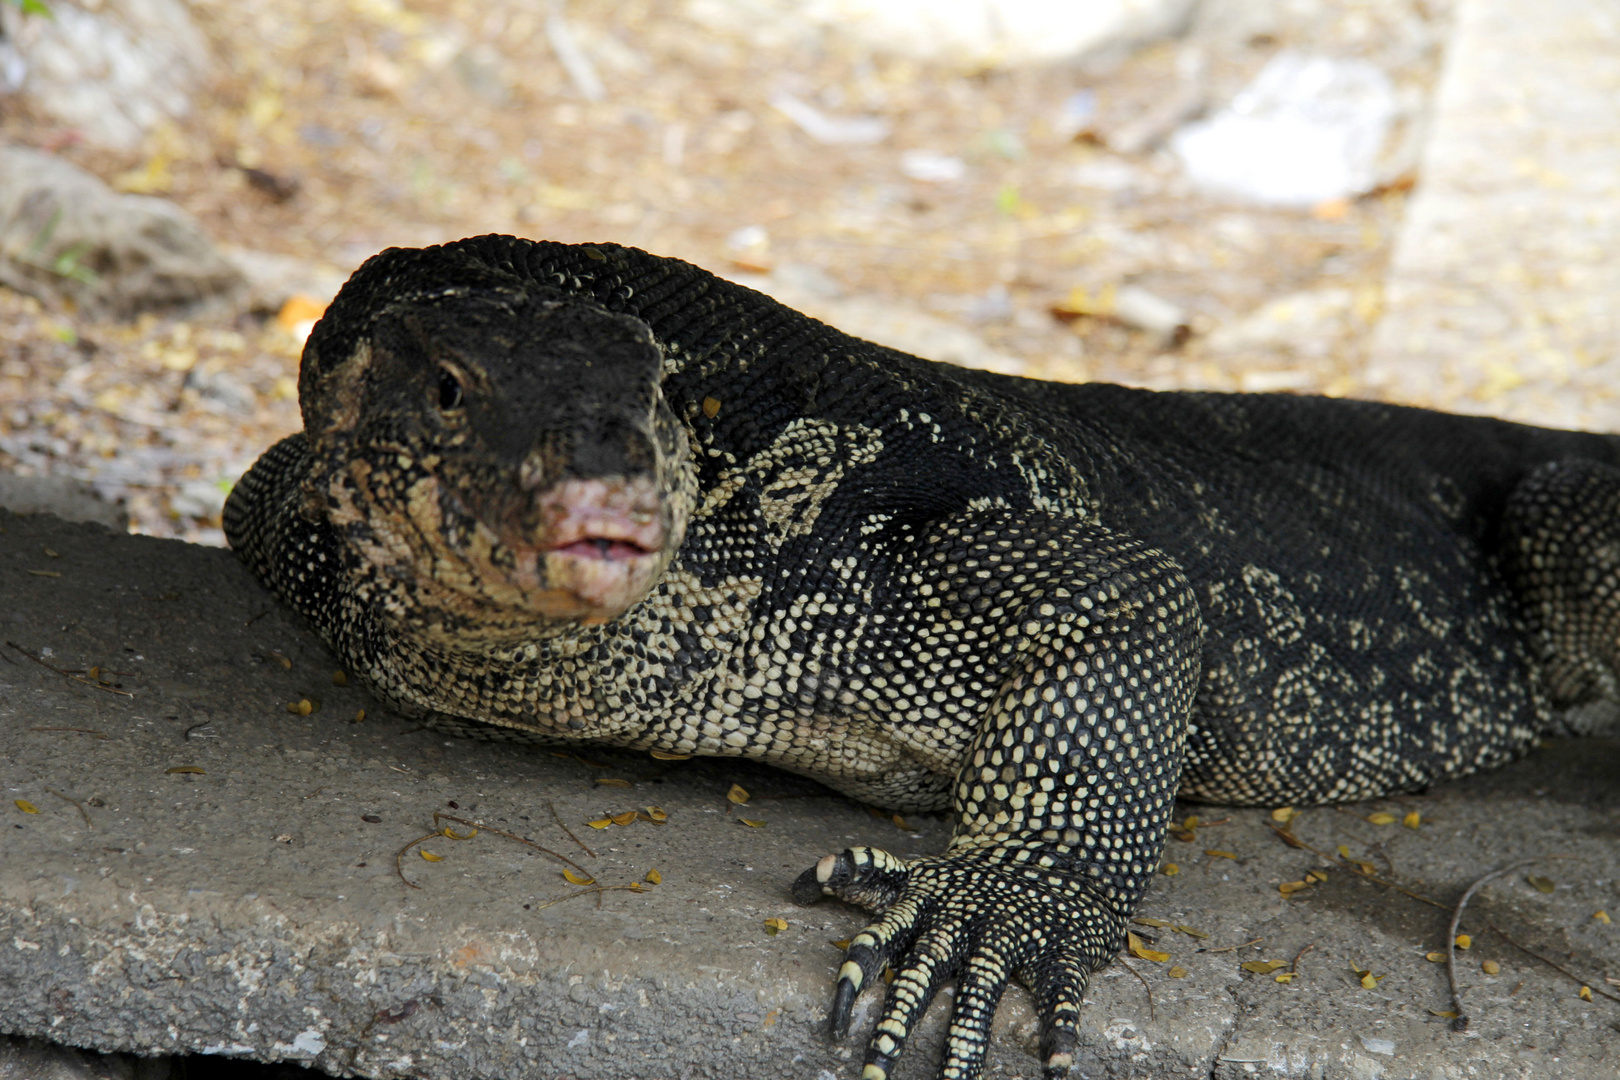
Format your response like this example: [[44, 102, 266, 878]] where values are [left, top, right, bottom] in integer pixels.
[[224, 235, 1620, 1080]]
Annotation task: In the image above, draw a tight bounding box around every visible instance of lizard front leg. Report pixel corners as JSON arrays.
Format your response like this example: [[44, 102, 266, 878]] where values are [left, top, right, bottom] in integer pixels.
[[794, 519, 1201, 1080]]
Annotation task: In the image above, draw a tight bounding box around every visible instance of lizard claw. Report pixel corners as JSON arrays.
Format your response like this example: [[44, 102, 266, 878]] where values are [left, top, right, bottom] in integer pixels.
[[795, 846, 1118, 1080]]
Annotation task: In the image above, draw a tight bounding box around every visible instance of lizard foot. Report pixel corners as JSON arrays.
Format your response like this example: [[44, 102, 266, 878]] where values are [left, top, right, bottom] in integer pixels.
[[794, 846, 1121, 1080]]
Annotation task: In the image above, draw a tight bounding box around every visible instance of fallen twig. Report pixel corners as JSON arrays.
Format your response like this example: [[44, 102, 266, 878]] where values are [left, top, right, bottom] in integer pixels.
[[434, 812, 591, 877], [394, 831, 443, 890], [1485, 917, 1620, 1006], [1116, 957, 1155, 1021], [530, 882, 648, 913], [546, 798, 596, 859], [1446, 855, 1578, 1030], [47, 788, 91, 828], [7, 641, 133, 697]]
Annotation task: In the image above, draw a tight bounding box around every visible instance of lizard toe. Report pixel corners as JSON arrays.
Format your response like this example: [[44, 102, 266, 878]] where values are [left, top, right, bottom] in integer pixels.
[[860, 925, 961, 1074], [794, 845, 911, 911], [830, 897, 929, 1039], [1022, 951, 1090, 1079]]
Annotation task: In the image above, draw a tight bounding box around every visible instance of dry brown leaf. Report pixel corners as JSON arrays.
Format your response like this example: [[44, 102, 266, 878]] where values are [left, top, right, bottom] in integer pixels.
[[738, 818, 766, 828], [585, 818, 612, 830], [1482, 960, 1500, 975], [14, 799, 38, 814], [442, 826, 476, 840], [1429, 1009, 1459, 1019], [643, 806, 668, 823], [1527, 875, 1556, 894], [331, 670, 348, 686], [1270, 806, 1299, 824], [1350, 964, 1384, 990], [645, 869, 661, 885], [595, 778, 633, 788], [1160, 862, 1180, 876], [1132, 917, 1172, 928], [562, 868, 595, 885], [1425, 951, 1446, 963], [1240, 960, 1286, 974], [1204, 849, 1237, 860], [1167, 965, 1189, 979], [1366, 812, 1396, 825], [1279, 880, 1310, 896], [419, 850, 442, 862], [1594, 911, 1611, 924], [1126, 931, 1169, 963], [649, 750, 692, 760], [702, 396, 722, 418], [609, 810, 638, 826], [1274, 972, 1296, 983], [286, 699, 314, 716], [727, 784, 750, 805], [1454, 934, 1471, 950], [1174, 925, 1209, 940], [763, 917, 787, 936], [1402, 810, 1420, 829], [1579, 986, 1593, 1002]]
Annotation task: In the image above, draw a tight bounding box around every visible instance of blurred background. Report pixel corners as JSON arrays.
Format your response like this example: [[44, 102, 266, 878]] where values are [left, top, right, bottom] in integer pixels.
[[0, 0, 1568, 544]]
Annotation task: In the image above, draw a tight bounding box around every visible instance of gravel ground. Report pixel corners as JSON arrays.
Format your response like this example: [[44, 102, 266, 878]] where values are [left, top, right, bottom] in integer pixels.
[[0, 0, 1452, 542]]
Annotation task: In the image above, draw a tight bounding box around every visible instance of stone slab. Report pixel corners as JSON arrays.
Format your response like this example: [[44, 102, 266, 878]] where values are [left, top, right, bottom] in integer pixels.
[[1365, 0, 1620, 431], [0, 509, 1616, 1079]]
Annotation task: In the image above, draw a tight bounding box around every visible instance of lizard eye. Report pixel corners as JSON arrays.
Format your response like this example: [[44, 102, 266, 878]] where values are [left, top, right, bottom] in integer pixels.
[[437, 369, 464, 411]]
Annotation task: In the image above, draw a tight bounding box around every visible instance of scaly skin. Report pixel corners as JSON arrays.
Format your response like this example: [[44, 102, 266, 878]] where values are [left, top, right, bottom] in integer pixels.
[[226, 235, 1620, 1078]]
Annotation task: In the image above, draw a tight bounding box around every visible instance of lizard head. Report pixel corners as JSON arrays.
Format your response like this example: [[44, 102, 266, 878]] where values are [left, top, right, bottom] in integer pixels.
[[300, 271, 695, 641]]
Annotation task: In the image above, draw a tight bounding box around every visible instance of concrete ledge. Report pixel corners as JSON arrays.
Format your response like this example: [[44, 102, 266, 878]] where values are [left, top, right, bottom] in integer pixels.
[[0, 509, 1616, 1079]]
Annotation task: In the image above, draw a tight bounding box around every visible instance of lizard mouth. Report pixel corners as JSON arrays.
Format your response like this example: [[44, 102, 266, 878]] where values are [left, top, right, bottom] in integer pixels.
[[399, 472, 672, 626], [506, 476, 669, 620], [536, 478, 667, 560], [550, 537, 656, 561]]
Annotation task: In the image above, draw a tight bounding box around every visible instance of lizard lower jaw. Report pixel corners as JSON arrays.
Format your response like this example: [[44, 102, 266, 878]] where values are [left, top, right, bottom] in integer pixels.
[[532, 546, 663, 622]]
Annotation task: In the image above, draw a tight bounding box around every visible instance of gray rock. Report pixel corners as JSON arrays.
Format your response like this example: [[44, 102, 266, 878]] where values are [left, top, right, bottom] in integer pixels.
[[220, 247, 352, 317], [682, 0, 1198, 68], [0, 0, 211, 152], [1170, 52, 1399, 206], [0, 147, 244, 319], [0, 473, 126, 530]]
